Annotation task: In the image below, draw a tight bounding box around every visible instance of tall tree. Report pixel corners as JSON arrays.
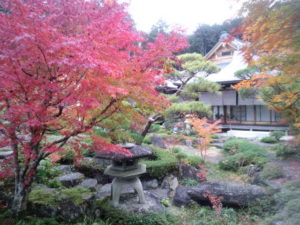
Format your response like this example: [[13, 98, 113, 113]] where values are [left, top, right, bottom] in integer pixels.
[[0, 0, 187, 214], [147, 20, 170, 43], [233, 0, 300, 130]]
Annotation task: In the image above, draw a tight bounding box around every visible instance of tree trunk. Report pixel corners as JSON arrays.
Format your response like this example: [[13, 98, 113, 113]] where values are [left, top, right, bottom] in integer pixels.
[[137, 114, 164, 145], [11, 180, 31, 215]]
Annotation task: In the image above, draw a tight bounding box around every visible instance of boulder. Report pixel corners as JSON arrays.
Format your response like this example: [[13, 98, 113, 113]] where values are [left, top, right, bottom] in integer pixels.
[[173, 186, 192, 207], [161, 174, 178, 197], [52, 165, 74, 175], [75, 157, 110, 184], [55, 172, 85, 187], [117, 190, 165, 213], [78, 178, 98, 191], [179, 163, 199, 181], [150, 135, 166, 149], [174, 182, 267, 208], [142, 179, 159, 190]]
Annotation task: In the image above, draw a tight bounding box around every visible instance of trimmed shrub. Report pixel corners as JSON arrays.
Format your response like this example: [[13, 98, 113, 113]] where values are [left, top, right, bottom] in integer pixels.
[[223, 138, 249, 154], [187, 155, 204, 167], [262, 163, 284, 179], [261, 136, 278, 144], [223, 138, 267, 156], [142, 146, 178, 178], [275, 144, 298, 158], [219, 152, 267, 171], [271, 131, 285, 141]]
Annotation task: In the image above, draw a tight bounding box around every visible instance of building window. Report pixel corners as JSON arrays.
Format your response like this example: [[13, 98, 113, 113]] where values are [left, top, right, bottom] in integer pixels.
[[274, 111, 281, 122], [221, 51, 232, 56], [230, 106, 247, 121], [256, 105, 270, 122]]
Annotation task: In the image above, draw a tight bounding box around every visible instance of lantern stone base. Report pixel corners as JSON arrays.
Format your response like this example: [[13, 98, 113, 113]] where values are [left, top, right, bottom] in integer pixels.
[[104, 163, 146, 206]]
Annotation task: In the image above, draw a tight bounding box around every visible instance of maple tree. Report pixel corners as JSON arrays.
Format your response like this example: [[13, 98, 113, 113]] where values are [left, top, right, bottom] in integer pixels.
[[187, 117, 221, 159], [0, 0, 187, 214], [233, 0, 300, 130]]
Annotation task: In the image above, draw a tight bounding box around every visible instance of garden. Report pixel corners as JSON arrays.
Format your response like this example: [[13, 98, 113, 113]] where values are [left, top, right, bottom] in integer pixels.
[[0, 0, 299, 225]]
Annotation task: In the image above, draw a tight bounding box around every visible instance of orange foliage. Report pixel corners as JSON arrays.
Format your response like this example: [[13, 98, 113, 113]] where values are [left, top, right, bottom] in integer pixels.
[[187, 117, 221, 159], [234, 0, 300, 129]]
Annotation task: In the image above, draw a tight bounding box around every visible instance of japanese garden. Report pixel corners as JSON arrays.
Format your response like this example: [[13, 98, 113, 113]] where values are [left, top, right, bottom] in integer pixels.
[[0, 0, 299, 224]]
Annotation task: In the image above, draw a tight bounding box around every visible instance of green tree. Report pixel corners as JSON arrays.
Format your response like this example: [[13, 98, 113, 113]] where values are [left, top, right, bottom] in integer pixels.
[[168, 53, 219, 96], [188, 18, 242, 55]]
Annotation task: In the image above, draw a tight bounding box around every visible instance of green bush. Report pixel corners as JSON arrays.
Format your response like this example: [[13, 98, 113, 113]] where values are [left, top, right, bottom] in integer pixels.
[[171, 146, 182, 153], [36, 161, 62, 187], [260, 136, 278, 144], [143, 136, 152, 144], [223, 138, 249, 154], [271, 131, 285, 140], [275, 144, 298, 158], [149, 124, 162, 133], [223, 138, 267, 156], [176, 152, 188, 161], [219, 152, 267, 171], [262, 163, 284, 179], [187, 155, 204, 167], [142, 146, 178, 178]]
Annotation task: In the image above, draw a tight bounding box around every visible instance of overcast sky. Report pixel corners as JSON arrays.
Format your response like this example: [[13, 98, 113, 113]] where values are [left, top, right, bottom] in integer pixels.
[[125, 0, 242, 34]]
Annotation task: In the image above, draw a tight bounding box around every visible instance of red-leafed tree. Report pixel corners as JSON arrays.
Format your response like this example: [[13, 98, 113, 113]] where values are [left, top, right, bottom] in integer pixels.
[[0, 0, 187, 214]]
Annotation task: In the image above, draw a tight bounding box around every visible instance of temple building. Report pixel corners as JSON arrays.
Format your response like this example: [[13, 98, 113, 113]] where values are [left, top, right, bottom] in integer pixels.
[[200, 33, 288, 131]]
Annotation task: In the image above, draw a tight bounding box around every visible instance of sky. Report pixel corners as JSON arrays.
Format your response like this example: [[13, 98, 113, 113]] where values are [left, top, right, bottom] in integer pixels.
[[125, 0, 242, 34]]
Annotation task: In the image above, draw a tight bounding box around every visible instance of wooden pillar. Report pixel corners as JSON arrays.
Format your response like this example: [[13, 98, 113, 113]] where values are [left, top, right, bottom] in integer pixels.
[[253, 105, 257, 125], [223, 105, 227, 124]]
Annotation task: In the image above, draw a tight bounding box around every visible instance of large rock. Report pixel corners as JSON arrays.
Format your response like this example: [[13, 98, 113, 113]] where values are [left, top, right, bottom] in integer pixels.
[[150, 135, 166, 149], [173, 186, 192, 207], [174, 182, 267, 208], [142, 179, 159, 190], [78, 178, 98, 191], [117, 190, 165, 213], [55, 172, 85, 187], [52, 165, 74, 175], [161, 174, 178, 197], [179, 163, 200, 181], [75, 157, 110, 184]]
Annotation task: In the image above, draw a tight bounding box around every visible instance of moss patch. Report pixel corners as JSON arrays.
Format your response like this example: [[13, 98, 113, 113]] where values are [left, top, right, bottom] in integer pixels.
[[29, 186, 92, 207]]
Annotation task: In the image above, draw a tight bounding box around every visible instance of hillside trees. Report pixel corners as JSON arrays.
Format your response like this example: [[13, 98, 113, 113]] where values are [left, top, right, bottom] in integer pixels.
[[233, 0, 300, 130], [0, 0, 187, 214], [188, 18, 242, 55]]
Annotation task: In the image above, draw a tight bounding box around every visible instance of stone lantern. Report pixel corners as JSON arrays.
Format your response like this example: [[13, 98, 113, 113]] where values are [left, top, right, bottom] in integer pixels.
[[97, 144, 152, 206]]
